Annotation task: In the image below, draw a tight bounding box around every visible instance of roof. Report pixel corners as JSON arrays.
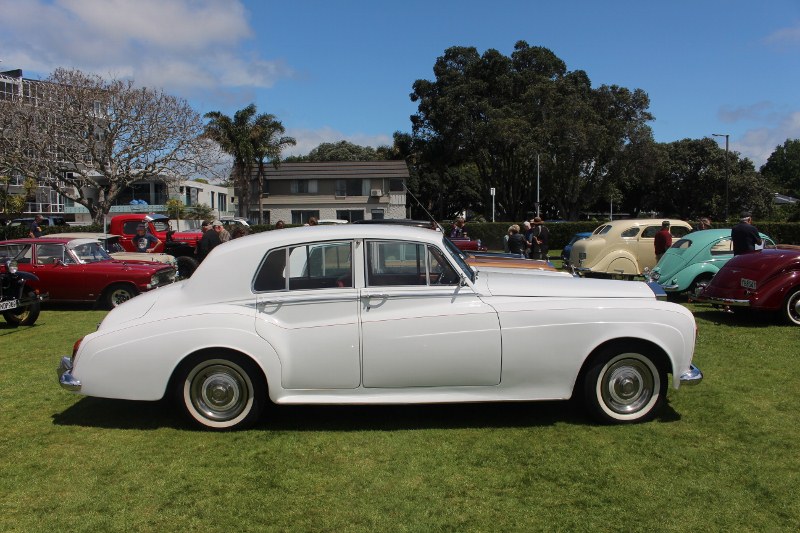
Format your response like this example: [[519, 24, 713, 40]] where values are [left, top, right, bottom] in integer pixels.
[[259, 161, 409, 180]]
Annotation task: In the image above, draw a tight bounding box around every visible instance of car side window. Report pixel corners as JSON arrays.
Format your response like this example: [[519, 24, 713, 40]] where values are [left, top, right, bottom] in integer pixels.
[[253, 248, 288, 291], [367, 240, 427, 286], [122, 221, 140, 235], [0, 244, 31, 263], [671, 226, 690, 238], [36, 244, 67, 265], [623, 227, 642, 238], [640, 226, 659, 238], [710, 238, 733, 255], [427, 245, 460, 285]]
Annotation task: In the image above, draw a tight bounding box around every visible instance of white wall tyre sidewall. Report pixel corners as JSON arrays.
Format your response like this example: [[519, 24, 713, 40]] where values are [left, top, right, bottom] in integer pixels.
[[182, 358, 256, 430], [594, 352, 662, 422]]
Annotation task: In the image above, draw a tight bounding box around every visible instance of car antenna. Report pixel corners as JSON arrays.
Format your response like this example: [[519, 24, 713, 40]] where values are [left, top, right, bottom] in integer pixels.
[[403, 184, 443, 232]]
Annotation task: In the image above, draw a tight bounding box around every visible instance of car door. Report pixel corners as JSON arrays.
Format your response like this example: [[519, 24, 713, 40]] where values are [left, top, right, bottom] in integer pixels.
[[253, 240, 361, 389], [359, 240, 501, 388], [30, 243, 90, 300]]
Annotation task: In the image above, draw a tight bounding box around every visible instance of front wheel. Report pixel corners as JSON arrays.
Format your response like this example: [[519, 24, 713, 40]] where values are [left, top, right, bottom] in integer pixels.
[[3, 290, 41, 326], [175, 353, 265, 430], [583, 345, 667, 424], [784, 288, 800, 326], [175, 256, 199, 279], [103, 283, 138, 309]]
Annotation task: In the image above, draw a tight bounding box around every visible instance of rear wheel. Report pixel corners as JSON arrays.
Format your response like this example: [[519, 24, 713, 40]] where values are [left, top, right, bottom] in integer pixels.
[[175, 353, 266, 430], [689, 273, 713, 298], [103, 283, 138, 309], [784, 288, 800, 326], [2, 290, 40, 327], [583, 344, 667, 423]]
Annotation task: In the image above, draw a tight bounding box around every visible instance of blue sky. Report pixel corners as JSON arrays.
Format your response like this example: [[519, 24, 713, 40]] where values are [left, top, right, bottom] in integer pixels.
[[2, 0, 799, 167]]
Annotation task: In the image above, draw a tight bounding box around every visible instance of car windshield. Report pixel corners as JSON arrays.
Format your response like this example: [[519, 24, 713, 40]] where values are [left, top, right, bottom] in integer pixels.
[[71, 242, 113, 263], [442, 237, 474, 282]]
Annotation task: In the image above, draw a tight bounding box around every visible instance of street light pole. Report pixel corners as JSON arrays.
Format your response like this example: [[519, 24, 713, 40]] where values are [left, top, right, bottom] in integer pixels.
[[712, 133, 730, 222], [536, 154, 540, 218]]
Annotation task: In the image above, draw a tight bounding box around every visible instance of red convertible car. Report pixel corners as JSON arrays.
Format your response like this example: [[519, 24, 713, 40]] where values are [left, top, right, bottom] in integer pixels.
[[0, 237, 176, 308], [696, 245, 800, 326]]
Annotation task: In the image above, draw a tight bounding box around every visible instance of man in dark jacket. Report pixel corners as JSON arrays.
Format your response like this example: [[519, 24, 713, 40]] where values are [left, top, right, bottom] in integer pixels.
[[731, 212, 762, 255]]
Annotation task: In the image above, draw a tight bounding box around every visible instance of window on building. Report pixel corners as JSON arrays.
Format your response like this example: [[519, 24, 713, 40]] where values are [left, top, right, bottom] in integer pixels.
[[370, 209, 385, 220], [218, 194, 227, 212], [290, 180, 318, 194], [336, 210, 365, 222], [335, 179, 367, 196], [291, 210, 320, 225], [389, 179, 404, 192]]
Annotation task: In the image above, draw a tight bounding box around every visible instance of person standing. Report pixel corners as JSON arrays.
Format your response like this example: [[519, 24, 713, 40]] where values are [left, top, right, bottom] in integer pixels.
[[28, 215, 44, 238], [132, 224, 161, 253], [530, 217, 549, 260], [731, 212, 762, 255], [198, 221, 221, 261], [507, 224, 528, 255], [654, 221, 672, 262], [213, 220, 231, 243], [450, 217, 467, 238], [694, 217, 712, 231]]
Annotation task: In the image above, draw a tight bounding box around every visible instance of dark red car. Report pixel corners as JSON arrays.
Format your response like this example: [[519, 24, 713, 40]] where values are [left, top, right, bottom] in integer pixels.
[[697, 245, 800, 326], [0, 237, 176, 308]]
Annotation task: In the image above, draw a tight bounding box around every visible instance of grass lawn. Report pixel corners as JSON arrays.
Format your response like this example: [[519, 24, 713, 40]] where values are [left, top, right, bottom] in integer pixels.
[[1, 300, 799, 532]]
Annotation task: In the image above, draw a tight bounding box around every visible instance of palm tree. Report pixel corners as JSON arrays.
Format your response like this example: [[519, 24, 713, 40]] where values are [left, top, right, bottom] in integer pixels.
[[251, 114, 296, 224], [204, 105, 295, 222]]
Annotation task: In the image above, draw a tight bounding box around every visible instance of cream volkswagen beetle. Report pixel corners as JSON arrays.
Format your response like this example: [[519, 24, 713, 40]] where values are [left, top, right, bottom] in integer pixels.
[[58, 225, 702, 430]]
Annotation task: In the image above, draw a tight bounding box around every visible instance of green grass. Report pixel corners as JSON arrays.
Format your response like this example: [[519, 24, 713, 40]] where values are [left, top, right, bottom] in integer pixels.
[[1, 303, 799, 532]]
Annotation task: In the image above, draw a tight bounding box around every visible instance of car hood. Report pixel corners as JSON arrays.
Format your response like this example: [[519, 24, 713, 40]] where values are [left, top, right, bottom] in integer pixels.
[[478, 270, 655, 299]]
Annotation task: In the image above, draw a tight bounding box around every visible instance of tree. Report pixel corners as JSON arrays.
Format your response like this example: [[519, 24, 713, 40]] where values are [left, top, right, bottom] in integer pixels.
[[250, 114, 295, 224], [410, 41, 654, 220], [204, 104, 294, 222], [0, 68, 221, 224], [761, 139, 800, 198]]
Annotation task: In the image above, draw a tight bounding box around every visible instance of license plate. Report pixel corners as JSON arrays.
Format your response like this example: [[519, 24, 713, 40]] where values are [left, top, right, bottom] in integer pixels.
[[740, 278, 757, 290], [0, 299, 19, 311]]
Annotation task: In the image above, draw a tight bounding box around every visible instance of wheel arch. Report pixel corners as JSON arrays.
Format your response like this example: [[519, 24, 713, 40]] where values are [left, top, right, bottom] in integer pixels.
[[166, 346, 270, 402], [573, 337, 671, 397]]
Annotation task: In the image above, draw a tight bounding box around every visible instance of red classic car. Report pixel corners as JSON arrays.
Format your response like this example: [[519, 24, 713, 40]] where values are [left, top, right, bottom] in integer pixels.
[[0, 237, 177, 308], [696, 245, 800, 326]]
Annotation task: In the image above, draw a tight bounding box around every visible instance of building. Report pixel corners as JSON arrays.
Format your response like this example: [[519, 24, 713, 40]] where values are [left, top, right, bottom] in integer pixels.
[[252, 161, 409, 224]]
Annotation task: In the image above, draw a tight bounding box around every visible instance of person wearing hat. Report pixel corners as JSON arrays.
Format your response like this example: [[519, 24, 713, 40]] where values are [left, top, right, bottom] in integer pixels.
[[654, 220, 672, 262], [529, 217, 549, 260], [212, 220, 231, 243], [132, 223, 161, 253], [731, 212, 762, 255], [198, 220, 222, 261]]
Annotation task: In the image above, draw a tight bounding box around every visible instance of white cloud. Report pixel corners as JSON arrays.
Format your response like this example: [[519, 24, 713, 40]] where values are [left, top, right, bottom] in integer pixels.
[[764, 21, 800, 46], [735, 112, 800, 168], [0, 0, 291, 92]]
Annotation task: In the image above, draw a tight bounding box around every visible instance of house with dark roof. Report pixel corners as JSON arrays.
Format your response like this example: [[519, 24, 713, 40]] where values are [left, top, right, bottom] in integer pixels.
[[251, 161, 409, 224]]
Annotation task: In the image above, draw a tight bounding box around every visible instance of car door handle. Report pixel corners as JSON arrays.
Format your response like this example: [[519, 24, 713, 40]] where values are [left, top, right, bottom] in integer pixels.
[[361, 293, 388, 300]]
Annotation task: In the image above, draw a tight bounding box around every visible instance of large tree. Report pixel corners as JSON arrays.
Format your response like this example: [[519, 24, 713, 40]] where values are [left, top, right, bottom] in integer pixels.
[[0, 68, 220, 224], [761, 139, 800, 198], [410, 41, 654, 220]]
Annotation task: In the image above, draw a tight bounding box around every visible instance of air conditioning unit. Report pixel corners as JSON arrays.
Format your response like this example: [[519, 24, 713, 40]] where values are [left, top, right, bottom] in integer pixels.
[[370, 189, 382, 197]]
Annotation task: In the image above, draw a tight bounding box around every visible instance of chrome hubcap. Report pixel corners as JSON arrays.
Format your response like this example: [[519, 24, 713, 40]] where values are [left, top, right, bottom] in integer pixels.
[[189, 364, 248, 422], [602, 358, 654, 414]]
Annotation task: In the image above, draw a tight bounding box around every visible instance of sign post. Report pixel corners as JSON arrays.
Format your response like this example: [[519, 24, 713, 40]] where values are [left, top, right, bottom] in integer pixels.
[[490, 187, 496, 222]]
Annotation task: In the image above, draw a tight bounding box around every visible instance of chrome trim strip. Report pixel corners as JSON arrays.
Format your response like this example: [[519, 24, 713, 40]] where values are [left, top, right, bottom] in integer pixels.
[[695, 296, 750, 307]]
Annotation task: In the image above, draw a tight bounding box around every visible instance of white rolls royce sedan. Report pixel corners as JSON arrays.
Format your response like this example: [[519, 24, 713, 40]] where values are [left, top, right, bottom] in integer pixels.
[[58, 224, 702, 430]]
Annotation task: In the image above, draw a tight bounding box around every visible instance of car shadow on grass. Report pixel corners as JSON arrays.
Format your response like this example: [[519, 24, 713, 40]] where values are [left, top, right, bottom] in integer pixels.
[[692, 308, 778, 328], [52, 396, 683, 431]]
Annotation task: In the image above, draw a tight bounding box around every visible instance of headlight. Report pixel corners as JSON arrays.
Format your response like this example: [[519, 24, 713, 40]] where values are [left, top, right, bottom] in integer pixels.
[[5, 259, 18, 274], [150, 274, 159, 286], [651, 271, 660, 281]]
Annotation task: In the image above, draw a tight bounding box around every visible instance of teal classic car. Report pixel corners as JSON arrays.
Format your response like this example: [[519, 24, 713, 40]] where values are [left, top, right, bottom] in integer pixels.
[[646, 229, 774, 295]]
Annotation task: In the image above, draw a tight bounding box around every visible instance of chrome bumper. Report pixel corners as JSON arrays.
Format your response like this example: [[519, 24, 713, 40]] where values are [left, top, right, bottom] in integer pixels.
[[694, 296, 750, 307], [679, 364, 703, 386], [57, 356, 82, 391]]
